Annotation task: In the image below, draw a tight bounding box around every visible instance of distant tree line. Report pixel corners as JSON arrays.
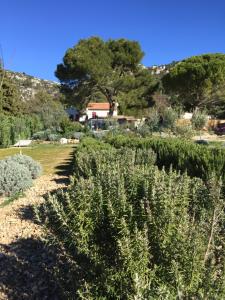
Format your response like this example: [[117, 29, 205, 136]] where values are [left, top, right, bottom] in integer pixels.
[[1, 37, 225, 145], [0, 66, 68, 147]]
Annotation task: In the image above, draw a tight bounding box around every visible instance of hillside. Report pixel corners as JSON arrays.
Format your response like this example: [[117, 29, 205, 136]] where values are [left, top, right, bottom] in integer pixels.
[[5, 62, 175, 103], [5, 70, 60, 101], [148, 61, 177, 76]]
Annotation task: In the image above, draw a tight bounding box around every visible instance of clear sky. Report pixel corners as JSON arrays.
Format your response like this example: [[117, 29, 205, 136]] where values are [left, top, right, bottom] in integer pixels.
[[1, 0, 225, 81]]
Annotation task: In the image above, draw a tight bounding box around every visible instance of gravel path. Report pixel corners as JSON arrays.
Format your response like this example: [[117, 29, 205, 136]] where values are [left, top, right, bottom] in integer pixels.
[[0, 175, 67, 300]]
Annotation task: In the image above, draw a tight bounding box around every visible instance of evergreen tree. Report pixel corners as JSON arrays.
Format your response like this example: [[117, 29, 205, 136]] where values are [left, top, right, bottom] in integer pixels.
[[162, 53, 225, 114], [56, 37, 155, 115], [0, 67, 23, 115]]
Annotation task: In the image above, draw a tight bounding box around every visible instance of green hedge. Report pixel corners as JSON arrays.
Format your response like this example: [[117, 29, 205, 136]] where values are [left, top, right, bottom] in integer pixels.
[[39, 139, 225, 299], [105, 135, 225, 180]]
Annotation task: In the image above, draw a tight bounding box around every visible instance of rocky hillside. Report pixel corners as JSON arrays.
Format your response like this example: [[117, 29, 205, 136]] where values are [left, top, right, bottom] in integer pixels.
[[5, 70, 60, 101], [148, 61, 177, 76]]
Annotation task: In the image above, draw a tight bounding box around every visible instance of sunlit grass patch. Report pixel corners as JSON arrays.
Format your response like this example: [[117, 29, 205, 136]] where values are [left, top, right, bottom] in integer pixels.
[[0, 144, 75, 175]]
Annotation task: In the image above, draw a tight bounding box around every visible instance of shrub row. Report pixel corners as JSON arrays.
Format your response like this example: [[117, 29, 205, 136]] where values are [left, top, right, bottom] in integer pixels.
[[0, 114, 43, 147], [0, 154, 42, 197], [39, 139, 225, 298], [105, 135, 225, 181], [0, 113, 87, 147], [32, 129, 86, 142]]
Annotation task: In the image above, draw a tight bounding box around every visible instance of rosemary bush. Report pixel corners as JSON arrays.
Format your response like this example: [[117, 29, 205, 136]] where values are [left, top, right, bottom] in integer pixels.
[[39, 139, 225, 299], [105, 135, 225, 181]]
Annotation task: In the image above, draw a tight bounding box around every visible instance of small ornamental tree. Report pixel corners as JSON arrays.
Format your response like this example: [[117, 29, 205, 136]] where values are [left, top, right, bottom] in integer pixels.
[[145, 108, 160, 133], [191, 110, 208, 139], [161, 107, 179, 132]]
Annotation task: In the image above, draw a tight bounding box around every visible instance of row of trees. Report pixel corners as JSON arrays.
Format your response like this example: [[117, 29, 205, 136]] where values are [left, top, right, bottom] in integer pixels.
[[56, 37, 225, 117], [0, 64, 71, 146]]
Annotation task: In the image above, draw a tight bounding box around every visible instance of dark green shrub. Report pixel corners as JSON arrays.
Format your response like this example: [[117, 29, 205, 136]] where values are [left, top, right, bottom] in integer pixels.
[[76, 137, 112, 151], [0, 113, 44, 147], [60, 119, 84, 138], [105, 135, 225, 181], [74, 141, 156, 180], [0, 115, 11, 147], [32, 131, 47, 140], [32, 129, 60, 141]]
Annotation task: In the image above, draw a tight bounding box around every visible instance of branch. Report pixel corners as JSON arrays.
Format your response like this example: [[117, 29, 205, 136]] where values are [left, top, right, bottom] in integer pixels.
[[204, 208, 217, 264]]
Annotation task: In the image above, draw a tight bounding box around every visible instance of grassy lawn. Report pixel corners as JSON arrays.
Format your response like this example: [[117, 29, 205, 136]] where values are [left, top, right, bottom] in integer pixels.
[[0, 143, 75, 175]]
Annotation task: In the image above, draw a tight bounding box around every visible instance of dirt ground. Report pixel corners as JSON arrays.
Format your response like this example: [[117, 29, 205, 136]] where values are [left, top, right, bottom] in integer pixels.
[[0, 175, 68, 300], [192, 132, 225, 142]]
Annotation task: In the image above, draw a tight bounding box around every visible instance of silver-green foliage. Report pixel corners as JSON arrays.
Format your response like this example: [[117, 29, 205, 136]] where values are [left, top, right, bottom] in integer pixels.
[[174, 124, 194, 139], [40, 141, 225, 299], [0, 159, 33, 196], [191, 110, 208, 130], [5, 154, 42, 179]]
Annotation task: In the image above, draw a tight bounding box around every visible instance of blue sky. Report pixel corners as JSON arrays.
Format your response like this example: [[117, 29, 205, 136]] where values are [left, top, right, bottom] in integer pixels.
[[1, 0, 225, 81]]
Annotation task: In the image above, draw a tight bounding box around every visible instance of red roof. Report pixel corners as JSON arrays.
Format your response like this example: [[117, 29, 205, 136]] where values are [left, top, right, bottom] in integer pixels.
[[87, 102, 110, 110]]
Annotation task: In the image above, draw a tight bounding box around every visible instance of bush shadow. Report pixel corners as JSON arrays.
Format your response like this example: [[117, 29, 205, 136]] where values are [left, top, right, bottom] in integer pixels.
[[54, 150, 75, 178], [0, 238, 63, 300]]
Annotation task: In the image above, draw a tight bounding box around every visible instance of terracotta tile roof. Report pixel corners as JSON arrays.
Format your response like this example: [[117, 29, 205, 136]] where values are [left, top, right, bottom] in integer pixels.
[[87, 102, 110, 110]]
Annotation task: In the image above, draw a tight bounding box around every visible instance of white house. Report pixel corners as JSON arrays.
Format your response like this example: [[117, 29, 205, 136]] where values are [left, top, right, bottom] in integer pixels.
[[85, 102, 118, 119]]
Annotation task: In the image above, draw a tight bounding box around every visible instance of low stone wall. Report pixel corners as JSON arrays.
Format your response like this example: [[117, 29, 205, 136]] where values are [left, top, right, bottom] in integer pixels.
[[177, 119, 225, 129], [207, 119, 225, 128]]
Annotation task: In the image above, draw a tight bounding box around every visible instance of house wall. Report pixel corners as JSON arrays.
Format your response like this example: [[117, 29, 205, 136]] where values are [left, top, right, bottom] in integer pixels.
[[86, 109, 109, 119]]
